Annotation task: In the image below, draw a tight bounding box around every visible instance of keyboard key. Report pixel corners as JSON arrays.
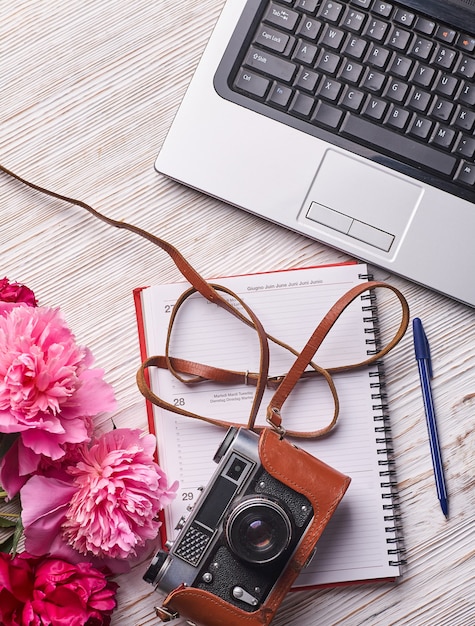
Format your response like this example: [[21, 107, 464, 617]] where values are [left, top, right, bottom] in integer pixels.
[[297, 17, 322, 40], [387, 27, 412, 51], [372, 2, 393, 18], [435, 73, 459, 97], [318, 77, 343, 101], [456, 56, 475, 79], [294, 0, 319, 12], [407, 89, 432, 113], [456, 35, 475, 53], [244, 47, 296, 82], [318, 1, 345, 22], [294, 40, 319, 65], [343, 10, 366, 33], [321, 25, 345, 49], [393, 8, 415, 28], [414, 16, 436, 36], [264, 3, 299, 31], [366, 44, 391, 68], [455, 162, 475, 187], [366, 18, 389, 42], [408, 115, 433, 140], [289, 92, 314, 117], [389, 54, 413, 78], [410, 37, 434, 60], [312, 102, 344, 128], [351, 0, 371, 8], [385, 78, 409, 103], [431, 98, 455, 122], [362, 69, 386, 93], [344, 36, 368, 59], [435, 26, 457, 44], [433, 46, 458, 70], [254, 24, 291, 53], [453, 107, 475, 132], [316, 50, 341, 74], [412, 64, 436, 88], [340, 59, 364, 83], [386, 105, 410, 130], [431, 125, 456, 150], [363, 96, 388, 120], [340, 114, 457, 175], [459, 83, 475, 106], [456, 136, 475, 159], [340, 86, 365, 110], [268, 82, 293, 107], [294, 67, 319, 91], [235, 69, 270, 98]]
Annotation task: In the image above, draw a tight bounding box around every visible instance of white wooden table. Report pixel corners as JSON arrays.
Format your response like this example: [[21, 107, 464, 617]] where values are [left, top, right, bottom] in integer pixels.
[[1, 2, 473, 625]]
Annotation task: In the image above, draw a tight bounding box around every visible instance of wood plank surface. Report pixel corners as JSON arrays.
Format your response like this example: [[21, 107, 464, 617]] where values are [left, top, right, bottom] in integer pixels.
[[1, 2, 473, 625]]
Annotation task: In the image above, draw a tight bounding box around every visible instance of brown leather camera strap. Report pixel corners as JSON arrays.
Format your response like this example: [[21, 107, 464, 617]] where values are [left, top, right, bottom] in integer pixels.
[[0, 163, 410, 439]]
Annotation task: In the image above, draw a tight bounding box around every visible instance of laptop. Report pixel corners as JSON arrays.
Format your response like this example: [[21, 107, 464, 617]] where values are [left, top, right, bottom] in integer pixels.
[[155, 0, 475, 307]]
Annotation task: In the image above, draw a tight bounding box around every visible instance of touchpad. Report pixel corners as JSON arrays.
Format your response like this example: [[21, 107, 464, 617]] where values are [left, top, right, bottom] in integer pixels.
[[304, 150, 423, 252]]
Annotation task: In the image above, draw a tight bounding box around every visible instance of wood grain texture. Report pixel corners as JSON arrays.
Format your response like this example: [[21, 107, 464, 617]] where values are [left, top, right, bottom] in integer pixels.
[[1, 2, 473, 625]]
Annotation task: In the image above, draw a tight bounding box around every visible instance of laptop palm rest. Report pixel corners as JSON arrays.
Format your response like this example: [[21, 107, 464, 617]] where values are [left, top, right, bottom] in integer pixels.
[[303, 150, 423, 255]]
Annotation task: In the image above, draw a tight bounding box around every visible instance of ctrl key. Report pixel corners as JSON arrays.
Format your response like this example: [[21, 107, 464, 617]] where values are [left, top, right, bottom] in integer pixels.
[[235, 69, 269, 98]]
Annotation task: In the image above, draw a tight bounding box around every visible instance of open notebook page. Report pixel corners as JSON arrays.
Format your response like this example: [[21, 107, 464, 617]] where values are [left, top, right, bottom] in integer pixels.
[[138, 263, 402, 587]]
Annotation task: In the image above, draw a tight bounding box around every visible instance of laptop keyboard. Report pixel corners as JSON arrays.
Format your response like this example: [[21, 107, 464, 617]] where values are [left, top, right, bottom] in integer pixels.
[[215, 0, 475, 202]]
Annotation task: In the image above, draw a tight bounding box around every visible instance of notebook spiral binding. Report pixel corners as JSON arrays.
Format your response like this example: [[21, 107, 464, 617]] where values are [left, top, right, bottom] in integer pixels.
[[360, 273, 407, 568]]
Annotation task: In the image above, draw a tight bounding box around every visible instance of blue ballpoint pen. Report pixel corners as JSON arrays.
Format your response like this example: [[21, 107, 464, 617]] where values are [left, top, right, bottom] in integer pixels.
[[413, 318, 449, 518]]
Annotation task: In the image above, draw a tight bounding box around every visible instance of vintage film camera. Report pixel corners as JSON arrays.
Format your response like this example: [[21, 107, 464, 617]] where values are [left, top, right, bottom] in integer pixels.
[[144, 427, 350, 626]]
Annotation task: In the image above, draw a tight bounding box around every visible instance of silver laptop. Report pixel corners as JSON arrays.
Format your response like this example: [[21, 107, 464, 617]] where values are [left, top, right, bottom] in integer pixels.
[[155, 0, 475, 307]]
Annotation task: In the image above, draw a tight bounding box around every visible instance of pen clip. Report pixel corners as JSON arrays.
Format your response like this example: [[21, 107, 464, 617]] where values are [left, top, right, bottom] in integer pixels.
[[413, 318, 433, 378]]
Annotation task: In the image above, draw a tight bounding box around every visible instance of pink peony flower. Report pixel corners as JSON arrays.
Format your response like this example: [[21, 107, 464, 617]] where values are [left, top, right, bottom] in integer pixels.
[[62, 429, 178, 559], [0, 551, 118, 626], [1, 306, 94, 421], [0, 305, 116, 492], [0, 277, 37, 307], [20, 429, 177, 565]]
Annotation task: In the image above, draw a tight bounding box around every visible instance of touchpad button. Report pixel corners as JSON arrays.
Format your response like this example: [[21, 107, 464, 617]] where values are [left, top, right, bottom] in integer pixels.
[[307, 203, 394, 251]]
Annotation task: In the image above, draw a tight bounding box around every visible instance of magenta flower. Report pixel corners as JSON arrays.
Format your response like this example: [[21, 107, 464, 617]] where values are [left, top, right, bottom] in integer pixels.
[[21, 429, 177, 564], [0, 305, 116, 494], [0, 552, 118, 626], [0, 277, 37, 307]]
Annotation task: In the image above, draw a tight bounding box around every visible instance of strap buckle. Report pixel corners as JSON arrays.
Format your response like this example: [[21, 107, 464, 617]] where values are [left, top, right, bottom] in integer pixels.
[[266, 407, 286, 439], [154, 606, 179, 622], [267, 374, 284, 388]]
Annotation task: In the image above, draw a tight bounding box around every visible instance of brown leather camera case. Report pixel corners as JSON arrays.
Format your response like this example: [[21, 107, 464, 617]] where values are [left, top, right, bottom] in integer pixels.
[[159, 428, 351, 626]]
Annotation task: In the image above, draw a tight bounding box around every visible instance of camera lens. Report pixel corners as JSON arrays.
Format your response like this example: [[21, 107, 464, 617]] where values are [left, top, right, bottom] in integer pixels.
[[226, 498, 292, 564]]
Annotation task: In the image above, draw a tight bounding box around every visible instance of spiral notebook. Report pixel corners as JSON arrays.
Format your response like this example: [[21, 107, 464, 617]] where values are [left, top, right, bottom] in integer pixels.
[[134, 262, 404, 588]]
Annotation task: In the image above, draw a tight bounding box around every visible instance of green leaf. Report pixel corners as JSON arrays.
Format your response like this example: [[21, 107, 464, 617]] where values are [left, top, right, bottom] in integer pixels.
[[0, 516, 18, 528], [10, 517, 23, 556]]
